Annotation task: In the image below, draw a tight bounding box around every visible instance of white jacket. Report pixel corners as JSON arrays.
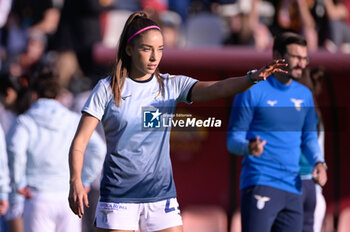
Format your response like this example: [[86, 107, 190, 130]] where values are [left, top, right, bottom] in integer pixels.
[[7, 99, 106, 193], [0, 124, 10, 199]]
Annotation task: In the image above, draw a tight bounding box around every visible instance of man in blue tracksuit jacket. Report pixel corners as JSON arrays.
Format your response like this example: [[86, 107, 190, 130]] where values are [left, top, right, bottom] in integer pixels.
[[227, 32, 328, 232]]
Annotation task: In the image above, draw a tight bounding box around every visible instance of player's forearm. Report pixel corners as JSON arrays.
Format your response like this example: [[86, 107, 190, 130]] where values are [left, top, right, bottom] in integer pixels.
[[69, 141, 86, 184], [70, 114, 100, 184], [191, 76, 252, 102], [81, 133, 106, 186]]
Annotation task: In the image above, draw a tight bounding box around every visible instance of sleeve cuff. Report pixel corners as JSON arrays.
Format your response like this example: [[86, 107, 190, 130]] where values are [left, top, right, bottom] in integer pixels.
[[0, 193, 8, 200]]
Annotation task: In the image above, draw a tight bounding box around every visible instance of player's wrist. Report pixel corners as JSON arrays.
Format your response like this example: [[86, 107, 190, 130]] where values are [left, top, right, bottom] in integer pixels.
[[247, 69, 258, 84]]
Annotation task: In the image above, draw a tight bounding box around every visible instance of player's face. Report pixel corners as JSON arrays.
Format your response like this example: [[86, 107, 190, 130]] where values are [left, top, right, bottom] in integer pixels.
[[284, 44, 309, 80], [127, 30, 164, 80]]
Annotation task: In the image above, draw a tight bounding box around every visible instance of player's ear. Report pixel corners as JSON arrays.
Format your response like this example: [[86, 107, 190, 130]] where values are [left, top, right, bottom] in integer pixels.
[[126, 45, 132, 56]]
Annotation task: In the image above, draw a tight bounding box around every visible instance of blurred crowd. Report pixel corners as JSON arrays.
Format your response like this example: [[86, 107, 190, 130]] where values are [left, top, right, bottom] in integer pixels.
[[0, 0, 349, 98]]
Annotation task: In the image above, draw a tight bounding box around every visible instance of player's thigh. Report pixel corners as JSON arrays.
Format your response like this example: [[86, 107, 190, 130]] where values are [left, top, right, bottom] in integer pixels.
[[140, 198, 182, 232]]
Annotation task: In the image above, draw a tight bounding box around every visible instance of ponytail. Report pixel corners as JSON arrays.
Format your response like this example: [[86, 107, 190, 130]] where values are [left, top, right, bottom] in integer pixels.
[[111, 11, 164, 106]]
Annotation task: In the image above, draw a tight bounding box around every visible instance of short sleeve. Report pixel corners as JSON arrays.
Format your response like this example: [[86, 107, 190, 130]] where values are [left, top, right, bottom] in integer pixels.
[[173, 75, 198, 104], [82, 78, 111, 120]]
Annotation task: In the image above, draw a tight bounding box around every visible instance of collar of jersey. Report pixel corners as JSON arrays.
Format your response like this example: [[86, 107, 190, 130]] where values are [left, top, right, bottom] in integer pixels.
[[128, 74, 154, 83], [269, 75, 294, 91]]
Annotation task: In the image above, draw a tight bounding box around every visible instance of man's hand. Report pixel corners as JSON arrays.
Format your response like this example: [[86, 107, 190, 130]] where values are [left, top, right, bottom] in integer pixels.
[[312, 162, 328, 187], [248, 136, 266, 157], [0, 199, 9, 215]]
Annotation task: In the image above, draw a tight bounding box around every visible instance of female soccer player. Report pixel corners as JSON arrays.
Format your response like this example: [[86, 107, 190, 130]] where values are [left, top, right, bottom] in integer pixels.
[[68, 11, 287, 232]]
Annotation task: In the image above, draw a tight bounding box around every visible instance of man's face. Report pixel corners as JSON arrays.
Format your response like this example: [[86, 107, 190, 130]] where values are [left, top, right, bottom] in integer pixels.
[[284, 44, 309, 80]]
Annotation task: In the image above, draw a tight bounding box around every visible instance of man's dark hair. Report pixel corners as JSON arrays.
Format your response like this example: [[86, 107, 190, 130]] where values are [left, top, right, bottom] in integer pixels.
[[273, 32, 307, 56]]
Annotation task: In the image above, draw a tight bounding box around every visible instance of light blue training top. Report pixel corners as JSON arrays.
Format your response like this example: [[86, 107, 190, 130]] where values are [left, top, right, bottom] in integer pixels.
[[227, 76, 324, 194], [82, 74, 197, 203], [0, 124, 10, 199], [7, 99, 106, 193]]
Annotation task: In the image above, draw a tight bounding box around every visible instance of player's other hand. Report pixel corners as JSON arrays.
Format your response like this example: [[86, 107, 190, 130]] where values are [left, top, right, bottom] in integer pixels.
[[68, 180, 89, 218], [248, 136, 266, 157]]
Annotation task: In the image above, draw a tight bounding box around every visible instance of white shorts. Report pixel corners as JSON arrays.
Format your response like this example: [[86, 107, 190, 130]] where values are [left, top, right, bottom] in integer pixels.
[[5, 202, 24, 220], [95, 198, 182, 231], [23, 190, 81, 232], [5, 193, 25, 220]]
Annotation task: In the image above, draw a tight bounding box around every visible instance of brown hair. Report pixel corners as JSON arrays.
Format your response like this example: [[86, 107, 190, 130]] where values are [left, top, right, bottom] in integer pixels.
[[111, 11, 164, 106], [32, 71, 61, 99], [273, 32, 307, 57]]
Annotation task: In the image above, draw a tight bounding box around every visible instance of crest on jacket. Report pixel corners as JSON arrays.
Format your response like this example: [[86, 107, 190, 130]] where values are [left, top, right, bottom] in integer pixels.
[[254, 194, 271, 210]]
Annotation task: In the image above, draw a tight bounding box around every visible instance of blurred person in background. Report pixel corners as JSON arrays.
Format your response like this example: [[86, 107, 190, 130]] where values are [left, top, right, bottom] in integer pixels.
[[0, 74, 21, 133], [140, 0, 183, 48], [53, 0, 113, 88], [276, 0, 319, 51], [159, 11, 183, 48], [0, 124, 10, 231], [4, 0, 60, 59], [7, 72, 106, 232], [0, 73, 32, 232], [248, 0, 274, 51], [0, 0, 12, 71], [324, 0, 350, 52], [113, 0, 141, 11], [221, 0, 275, 50], [227, 32, 327, 232], [168, 0, 191, 22], [247, 0, 320, 51], [222, 0, 326, 51], [0, 73, 32, 131], [184, 0, 230, 47], [222, 2, 256, 46], [16, 30, 48, 76], [297, 67, 327, 232]]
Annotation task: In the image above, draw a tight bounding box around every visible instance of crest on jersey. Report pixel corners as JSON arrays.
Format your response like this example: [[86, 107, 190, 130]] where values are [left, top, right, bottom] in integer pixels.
[[290, 98, 304, 111]]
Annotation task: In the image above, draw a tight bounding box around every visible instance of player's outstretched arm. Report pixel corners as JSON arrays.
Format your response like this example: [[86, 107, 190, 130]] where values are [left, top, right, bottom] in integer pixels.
[[68, 113, 99, 218], [191, 59, 287, 102]]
